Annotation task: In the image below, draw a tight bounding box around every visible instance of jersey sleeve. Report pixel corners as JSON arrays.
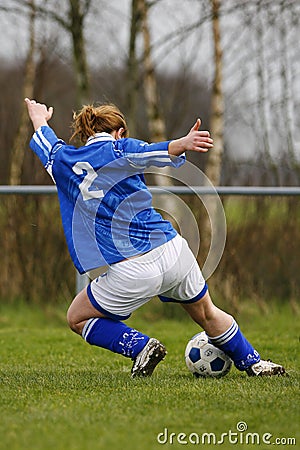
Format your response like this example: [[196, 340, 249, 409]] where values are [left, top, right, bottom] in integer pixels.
[[30, 126, 65, 177], [118, 138, 186, 169]]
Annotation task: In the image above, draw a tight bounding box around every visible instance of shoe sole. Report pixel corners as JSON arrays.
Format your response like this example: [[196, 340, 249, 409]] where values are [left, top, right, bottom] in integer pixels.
[[247, 361, 287, 377], [131, 343, 167, 378], [258, 366, 286, 376]]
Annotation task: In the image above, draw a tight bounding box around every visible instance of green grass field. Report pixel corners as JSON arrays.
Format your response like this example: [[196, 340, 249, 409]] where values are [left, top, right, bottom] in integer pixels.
[[0, 300, 299, 450]]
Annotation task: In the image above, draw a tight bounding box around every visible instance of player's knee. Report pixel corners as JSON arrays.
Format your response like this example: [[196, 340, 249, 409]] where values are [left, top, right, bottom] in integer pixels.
[[66, 306, 81, 334]]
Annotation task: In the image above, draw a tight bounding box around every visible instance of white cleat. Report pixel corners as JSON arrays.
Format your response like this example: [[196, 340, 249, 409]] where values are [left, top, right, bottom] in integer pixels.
[[246, 359, 286, 376], [131, 338, 167, 378]]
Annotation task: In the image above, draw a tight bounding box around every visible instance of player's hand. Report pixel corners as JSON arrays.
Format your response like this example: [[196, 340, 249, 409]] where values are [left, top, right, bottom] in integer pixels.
[[184, 118, 213, 153], [25, 98, 54, 130], [168, 118, 213, 157]]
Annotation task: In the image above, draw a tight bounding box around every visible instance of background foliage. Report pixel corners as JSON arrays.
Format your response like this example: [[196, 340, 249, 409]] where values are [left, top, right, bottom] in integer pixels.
[[1, 195, 299, 313]]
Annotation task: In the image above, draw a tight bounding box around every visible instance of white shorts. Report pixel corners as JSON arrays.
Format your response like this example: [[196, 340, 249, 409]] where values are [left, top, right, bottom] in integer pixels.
[[87, 234, 207, 320]]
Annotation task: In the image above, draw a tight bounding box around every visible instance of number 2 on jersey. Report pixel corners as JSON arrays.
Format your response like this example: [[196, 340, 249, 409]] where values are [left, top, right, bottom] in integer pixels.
[[72, 161, 104, 201]]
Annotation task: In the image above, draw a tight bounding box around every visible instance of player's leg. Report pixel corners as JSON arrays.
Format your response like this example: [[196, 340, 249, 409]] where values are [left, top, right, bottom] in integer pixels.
[[67, 287, 105, 335], [67, 270, 166, 377], [159, 235, 286, 376], [180, 290, 233, 336], [181, 292, 261, 370], [67, 287, 152, 359]]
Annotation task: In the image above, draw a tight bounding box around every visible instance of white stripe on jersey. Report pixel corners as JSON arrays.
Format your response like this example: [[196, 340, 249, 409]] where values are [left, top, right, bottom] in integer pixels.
[[32, 133, 49, 161], [127, 156, 172, 168], [129, 150, 169, 159], [36, 127, 53, 152], [45, 161, 56, 183]]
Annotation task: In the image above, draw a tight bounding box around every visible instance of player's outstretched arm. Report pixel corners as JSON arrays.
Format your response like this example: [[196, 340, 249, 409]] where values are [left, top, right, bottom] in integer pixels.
[[168, 119, 213, 157], [25, 98, 54, 131]]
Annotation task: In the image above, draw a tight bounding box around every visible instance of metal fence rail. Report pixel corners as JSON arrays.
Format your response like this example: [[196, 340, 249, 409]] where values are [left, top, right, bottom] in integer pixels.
[[1, 185, 300, 195], [1, 185, 299, 292]]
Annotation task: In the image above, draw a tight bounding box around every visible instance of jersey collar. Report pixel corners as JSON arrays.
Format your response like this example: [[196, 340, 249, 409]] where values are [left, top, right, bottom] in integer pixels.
[[86, 132, 115, 146]]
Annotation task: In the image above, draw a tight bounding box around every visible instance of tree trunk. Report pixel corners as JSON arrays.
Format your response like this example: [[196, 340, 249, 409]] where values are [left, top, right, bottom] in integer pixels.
[[201, 0, 225, 269], [6, 1, 39, 302], [205, 0, 224, 187], [9, 0, 36, 185], [279, 0, 295, 172], [138, 0, 179, 228], [127, 0, 141, 137], [139, 0, 166, 142], [69, 0, 90, 108]]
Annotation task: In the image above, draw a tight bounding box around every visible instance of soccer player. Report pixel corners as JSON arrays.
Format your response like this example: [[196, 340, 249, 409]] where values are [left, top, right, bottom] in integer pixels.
[[25, 98, 286, 377]]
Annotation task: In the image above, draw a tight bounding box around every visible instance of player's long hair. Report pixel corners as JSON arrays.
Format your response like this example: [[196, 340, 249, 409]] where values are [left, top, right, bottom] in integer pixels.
[[70, 103, 129, 144]]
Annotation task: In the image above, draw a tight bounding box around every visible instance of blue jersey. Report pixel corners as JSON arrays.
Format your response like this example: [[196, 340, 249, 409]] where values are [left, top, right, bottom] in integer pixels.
[[30, 126, 185, 273]]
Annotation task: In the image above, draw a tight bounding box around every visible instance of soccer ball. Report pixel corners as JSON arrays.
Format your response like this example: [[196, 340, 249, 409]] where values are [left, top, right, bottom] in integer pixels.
[[185, 331, 232, 378]]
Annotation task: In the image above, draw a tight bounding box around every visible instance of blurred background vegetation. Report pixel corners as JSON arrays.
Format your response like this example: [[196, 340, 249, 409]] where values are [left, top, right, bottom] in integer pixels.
[[0, 0, 299, 313], [1, 195, 299, 318]]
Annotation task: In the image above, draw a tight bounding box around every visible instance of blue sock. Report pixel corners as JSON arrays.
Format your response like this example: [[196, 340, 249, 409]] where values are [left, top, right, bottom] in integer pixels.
[[82, 317, 150, 359], [207, 319, 260, 371]]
